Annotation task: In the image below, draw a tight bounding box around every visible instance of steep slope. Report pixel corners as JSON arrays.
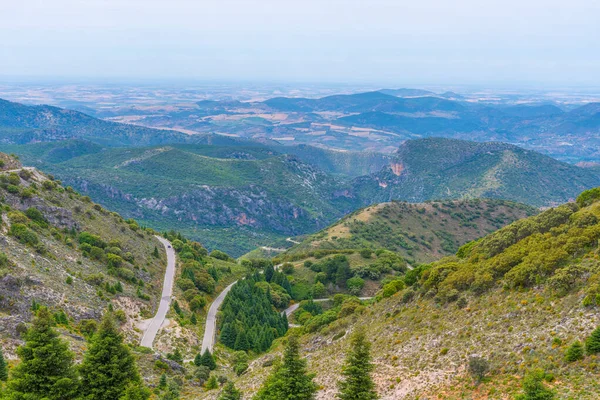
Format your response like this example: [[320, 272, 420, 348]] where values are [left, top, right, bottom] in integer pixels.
[[0, 154, 168, 355], [217, 188, 600, 399], [282, 199, 537, 264], [353, 138, 600, 207]]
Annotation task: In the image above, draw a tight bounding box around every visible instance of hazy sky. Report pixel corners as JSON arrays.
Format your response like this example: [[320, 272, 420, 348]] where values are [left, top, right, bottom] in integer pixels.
[[1, 0, 599, 85]]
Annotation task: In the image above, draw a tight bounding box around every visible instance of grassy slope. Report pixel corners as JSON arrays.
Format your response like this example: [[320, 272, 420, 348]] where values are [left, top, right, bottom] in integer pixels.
[[282, 199, 537, 264]]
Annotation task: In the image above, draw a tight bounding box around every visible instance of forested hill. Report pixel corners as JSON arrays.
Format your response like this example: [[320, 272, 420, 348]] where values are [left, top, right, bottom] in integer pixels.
[[352, 138, 600, 207]]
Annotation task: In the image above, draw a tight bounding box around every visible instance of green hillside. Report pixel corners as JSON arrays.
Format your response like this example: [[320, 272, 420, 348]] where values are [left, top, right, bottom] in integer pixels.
[[281, 199, 537, 264], [213, 187, 600, 399], [353, 138, 600, 207]]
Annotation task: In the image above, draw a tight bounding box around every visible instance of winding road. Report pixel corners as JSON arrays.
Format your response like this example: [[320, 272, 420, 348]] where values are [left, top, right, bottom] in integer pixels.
[[140, 236, 176, 349], [201, 281, 237, 353]]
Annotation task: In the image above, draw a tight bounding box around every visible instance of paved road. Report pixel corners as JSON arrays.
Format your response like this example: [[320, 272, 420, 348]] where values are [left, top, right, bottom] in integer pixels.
[[201, 281, 237, 353], [140, 236, 176, 349]]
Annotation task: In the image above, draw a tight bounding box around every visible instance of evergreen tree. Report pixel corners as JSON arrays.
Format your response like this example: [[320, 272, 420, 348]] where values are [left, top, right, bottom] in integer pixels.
[[235, 331, 250, 352], [4, 307, 78, 399], [565, 341, 584, 362], [586, 326, 600, 354], [198, 350, 217, 370], [254, 335, 317, 400], [205, 375, 218, 390], [190, 313, 197, 325], [159, 373, 168, 388], [152, 246, 160, 258], [337, 329, 378, 400], [0, 348, 7, 382], [265, 264, 275, 282], [79, 314, 145, 400], [220, 323, 237, 348], [218, 382, 241, 400]]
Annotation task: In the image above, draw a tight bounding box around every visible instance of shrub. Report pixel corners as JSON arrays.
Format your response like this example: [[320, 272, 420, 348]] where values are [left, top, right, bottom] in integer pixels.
[[210, 249, 230, 261], [346, 276, 365, 295], [281, 263, 294, 275], [586, 327, 600, 355], [9, 223, 39, 246], [565, 341, 584, 362], [515, 369, 555, 400], [468, 356, 489, 383], [66, 276, 73, 285], [359, 248, 372, 259], [382, 279, 405, 298]]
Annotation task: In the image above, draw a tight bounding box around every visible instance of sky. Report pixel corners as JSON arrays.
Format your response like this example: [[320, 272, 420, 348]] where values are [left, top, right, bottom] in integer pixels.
[[1, 0, 599, 86]]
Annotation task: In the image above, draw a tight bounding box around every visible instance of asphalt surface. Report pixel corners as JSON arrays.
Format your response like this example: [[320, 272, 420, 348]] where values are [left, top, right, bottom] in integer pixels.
[[201, 281, 237, 353], [140, 236, 176, 349]]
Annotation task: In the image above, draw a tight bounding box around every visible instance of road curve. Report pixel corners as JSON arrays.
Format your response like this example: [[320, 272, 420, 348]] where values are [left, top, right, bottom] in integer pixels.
[[201, 281, 237, 353], [140, 236, 176, 349]]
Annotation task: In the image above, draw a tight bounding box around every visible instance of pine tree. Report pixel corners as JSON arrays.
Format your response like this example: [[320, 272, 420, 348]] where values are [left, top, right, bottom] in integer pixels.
[[198, 350, 217, 370], [337, 329, 378, 400], [218, 382, 241, 400], [586, 326, 600, 354], [152, 246, 160, 258], [79, 314, 145, 400], [0, 347, 7, 382], [4, 307, 78, 399], [254, 335, 317, 400], [265, 264, 275, 282], [159, 373, 168, 388], [235, 331, 250, 351], [205, 375, 218, 390], [565, 341, 584, 362], [190, 313, 198, 325]]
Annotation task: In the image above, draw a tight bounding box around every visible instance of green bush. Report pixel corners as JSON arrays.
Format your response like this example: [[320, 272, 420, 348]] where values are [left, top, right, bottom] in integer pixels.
[[9, 223, 39, 246], [565, 341, 584, 362]]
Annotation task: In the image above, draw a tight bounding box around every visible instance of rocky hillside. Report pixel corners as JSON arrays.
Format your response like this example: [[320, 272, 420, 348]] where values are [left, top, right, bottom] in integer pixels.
[[0, 153, 169, 357], [281, 199, 537, 264], [212, 188, 600, 399]]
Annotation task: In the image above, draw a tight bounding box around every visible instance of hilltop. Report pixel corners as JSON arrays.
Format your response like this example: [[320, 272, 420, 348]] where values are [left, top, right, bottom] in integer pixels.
[[281, 199, 537, 264]]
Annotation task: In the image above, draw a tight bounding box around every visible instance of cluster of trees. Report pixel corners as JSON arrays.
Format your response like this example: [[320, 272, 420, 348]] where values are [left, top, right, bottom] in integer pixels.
[[219, 273, 289, 353], [253, 330, 377, 400], [0, 308, 149, 400]]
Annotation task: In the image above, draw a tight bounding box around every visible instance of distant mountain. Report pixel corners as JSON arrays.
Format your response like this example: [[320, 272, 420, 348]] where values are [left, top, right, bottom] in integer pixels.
[[263, 91, 465, 113], [378, 88, 436, 97], [0, 98, 193, 146]]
